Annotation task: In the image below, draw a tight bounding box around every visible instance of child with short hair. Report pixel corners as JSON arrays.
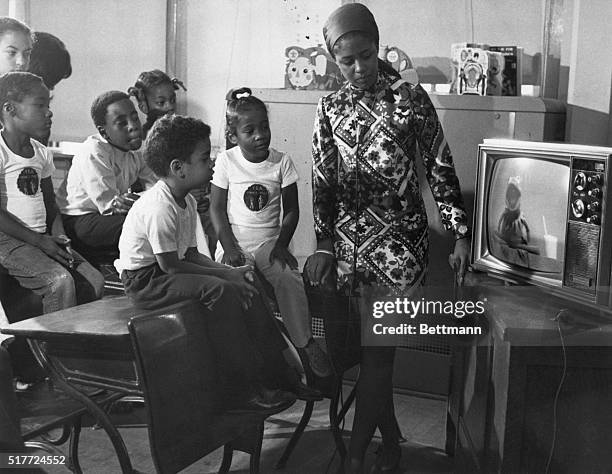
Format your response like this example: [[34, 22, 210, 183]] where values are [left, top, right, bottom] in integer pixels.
[[115, 114, 314, 410], [0, 72, 104, 313], [0, 17, 32, 75], [128, 69, 217, 256], [57, 90, 157, 260], [210, 87, 331, 378]]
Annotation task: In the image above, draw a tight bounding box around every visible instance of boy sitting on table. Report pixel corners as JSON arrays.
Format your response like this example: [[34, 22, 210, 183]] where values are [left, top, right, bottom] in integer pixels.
[[114, 114, 319, 410]]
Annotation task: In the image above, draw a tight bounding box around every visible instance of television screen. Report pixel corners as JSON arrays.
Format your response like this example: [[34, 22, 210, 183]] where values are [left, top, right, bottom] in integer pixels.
[[486, 156, 569, 275]]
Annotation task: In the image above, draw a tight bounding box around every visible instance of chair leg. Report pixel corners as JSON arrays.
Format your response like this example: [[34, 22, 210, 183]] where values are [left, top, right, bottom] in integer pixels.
[[275, 400, 315, 469], [445, 406, 457, 457], [337, 384, 356, 423], [249, 421, 265, 474], [69, 417, 83, 474], [329, 382, 347, 461], [218, 444, 233, 474]]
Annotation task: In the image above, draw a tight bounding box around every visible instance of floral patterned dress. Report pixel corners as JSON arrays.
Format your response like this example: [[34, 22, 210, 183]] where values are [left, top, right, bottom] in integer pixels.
[[312, 68, 469, 296]]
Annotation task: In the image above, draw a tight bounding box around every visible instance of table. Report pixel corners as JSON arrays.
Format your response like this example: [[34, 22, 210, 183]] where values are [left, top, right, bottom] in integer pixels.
[[450, 284, 612, 473], [1, 296, 182, 474]]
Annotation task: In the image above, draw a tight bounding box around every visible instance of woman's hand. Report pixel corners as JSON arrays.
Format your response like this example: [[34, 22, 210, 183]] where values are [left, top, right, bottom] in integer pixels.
[[305, 252, 335, 288], [448, 238, 471, 286], [269, 243, 298, 270]]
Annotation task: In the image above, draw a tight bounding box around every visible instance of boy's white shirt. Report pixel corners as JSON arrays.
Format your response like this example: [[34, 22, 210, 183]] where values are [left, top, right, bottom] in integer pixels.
[[211, 146, 298, 256], [0, 134, 54, 233], [57, 134, 157, 216], [114, 180, 198, 274]]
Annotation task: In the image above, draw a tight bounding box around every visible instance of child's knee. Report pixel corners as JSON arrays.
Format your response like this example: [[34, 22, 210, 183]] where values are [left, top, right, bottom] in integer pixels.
[[47, 266, 74, 291]]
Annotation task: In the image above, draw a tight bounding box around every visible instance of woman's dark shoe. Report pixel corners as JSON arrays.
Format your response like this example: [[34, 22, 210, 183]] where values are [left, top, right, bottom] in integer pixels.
[[226, 386, 296, 414], [370, 444, 401, 473]]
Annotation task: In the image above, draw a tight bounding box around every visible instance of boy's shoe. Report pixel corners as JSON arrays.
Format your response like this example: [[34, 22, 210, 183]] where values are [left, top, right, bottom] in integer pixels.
[[301, 338, 332, 378], [226, 386, 296, 414]]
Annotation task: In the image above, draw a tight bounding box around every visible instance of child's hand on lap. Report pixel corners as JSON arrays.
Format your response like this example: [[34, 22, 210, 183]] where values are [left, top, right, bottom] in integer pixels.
[[226, 265, 258, 310], [111, 192, 140, 215], [222, 247, 245, 267], [36, 234, 74, 269], [269, 243, 298, 270]]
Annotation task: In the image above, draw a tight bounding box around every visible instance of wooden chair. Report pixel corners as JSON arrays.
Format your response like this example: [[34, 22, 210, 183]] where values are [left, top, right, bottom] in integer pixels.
[[128, 305, 293, 474], [275, 286, 362, 471]]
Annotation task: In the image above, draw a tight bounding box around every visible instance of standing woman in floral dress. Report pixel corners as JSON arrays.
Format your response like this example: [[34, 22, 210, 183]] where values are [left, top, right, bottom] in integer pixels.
[[304, 4, 471, 472]]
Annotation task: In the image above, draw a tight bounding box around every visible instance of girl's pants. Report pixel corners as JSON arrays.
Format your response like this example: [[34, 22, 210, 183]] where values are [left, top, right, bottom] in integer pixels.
[[246, 239, 312, 348]]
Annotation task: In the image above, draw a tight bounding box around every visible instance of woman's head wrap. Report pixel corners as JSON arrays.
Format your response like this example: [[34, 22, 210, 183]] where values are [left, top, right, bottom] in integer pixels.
[[323, 3, 379, 57]]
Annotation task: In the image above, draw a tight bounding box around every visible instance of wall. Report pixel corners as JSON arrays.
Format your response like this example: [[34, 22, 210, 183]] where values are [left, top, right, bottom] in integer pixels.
[[27, 0, 166, 142], [185, 0, 546, 150], [564, 0, 612, 146]]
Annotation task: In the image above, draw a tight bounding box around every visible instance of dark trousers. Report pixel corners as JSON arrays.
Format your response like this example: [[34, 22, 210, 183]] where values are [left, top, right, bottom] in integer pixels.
[[61, 213, 125, 260], [348, 346, 400, 461], [121, 264, 289, 395]]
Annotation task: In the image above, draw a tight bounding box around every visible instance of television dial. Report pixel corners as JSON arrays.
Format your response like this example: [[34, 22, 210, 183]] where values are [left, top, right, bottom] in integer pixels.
[[571, 199, 585, 218], [587, 201, 600, 212], [588, 174, 602, 186], [587, 214, 601, 225], [588, 188, 602, 199], [573, 172, 586, 191]]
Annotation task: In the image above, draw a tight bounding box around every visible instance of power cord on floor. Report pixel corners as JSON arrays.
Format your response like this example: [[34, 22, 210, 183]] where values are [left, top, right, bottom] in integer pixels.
[[545, 309, 568, 474]]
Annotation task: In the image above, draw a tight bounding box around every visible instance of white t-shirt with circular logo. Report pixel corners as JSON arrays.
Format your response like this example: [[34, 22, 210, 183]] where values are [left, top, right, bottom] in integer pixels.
[[211, 147, 298, 254]]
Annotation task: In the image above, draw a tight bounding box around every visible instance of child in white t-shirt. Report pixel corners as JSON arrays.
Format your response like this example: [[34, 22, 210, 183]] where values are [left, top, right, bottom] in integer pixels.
[[115, 114, 320, 410], [210, 87, 331, 378], [0, 72, 104, 314]]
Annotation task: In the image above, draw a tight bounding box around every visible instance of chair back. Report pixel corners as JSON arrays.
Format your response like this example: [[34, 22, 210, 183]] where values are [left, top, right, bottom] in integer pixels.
[[305, 287, 361, 376], [128, 302, 219, 474]]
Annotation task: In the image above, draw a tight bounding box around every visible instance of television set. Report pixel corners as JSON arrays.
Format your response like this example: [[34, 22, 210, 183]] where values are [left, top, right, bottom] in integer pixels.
[[472, 139, 612, 313]]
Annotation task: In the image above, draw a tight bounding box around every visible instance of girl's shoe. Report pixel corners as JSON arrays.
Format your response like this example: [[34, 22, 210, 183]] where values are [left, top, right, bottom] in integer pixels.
[[370, 444, 401, 473]]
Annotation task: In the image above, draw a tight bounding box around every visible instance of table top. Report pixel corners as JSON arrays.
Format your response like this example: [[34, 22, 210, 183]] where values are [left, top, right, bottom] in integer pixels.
[[466, 285, 612, 346], [1, 297, 194, 348]]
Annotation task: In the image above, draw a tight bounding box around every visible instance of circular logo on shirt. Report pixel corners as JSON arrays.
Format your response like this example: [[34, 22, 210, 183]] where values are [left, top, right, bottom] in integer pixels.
[[17, 167, 39, 196], [243, 184, 269, 211]]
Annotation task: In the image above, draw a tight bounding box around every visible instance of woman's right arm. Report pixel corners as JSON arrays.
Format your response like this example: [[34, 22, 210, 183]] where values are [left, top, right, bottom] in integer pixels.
[[306, 98, 338, 286]]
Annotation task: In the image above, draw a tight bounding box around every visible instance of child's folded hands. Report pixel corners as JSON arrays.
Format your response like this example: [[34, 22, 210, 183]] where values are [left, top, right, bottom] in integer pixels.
[[111, 192, 140, 215]]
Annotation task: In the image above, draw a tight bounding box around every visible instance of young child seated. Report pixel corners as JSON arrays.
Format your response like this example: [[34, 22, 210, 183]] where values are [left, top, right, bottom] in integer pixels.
[[0, 72, 104, 314], [0, 17, 32, 75], [57, 91, 157, 261], [128, 69, 217, 256], [210, 87, 331, 378], [114, 114, 318, 410]]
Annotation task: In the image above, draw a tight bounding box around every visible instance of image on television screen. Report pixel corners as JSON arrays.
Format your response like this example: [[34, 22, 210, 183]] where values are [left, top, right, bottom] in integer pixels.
[[487, 156, 569, 274]]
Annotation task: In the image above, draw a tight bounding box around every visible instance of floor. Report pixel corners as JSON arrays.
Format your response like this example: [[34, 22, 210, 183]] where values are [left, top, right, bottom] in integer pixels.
[[37, 387, 455, 474]]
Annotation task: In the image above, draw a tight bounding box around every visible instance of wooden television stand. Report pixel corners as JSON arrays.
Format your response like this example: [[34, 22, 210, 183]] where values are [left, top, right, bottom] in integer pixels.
[[450, 279, 612, 473]]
